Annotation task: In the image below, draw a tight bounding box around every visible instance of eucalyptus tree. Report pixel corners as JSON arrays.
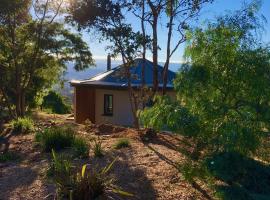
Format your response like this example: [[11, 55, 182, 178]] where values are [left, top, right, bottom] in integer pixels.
[[140, 1, 270, 155], [161, 0, 214, 94], [129, 0, 214, 94], [0, 0, 94, 118]]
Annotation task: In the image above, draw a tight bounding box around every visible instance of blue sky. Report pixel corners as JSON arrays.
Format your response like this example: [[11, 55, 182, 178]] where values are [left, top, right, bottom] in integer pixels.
[[80, 0, 270, 63]]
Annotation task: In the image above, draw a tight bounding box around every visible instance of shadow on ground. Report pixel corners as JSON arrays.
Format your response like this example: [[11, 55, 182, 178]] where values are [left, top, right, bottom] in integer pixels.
[[87, 149, 157, 200], [141, 133, 214, 200], [0, 165, 37, 198], [206, 152, 270, 200]]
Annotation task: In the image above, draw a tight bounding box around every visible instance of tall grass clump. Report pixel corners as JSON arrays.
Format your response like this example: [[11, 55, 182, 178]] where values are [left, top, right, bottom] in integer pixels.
[[93, 139, 103, 158], [47, 149, 72, 179], [11, 117, 34, 134], [36, 126, 75, 152], [114, 138, 130, 149], [72, 137, 89, 158], [49, 151, 133, 199]]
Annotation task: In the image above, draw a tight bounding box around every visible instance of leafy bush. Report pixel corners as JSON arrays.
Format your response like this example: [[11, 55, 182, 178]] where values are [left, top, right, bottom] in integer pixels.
[[11, 117, 34, 134], [0, 151, 19, 163], [114, 138, 130, 149], [36, 126, 75, 152], [42, 91, 71, 114], [139, 95, 199, 136], [93, 139, 103, 158], [50, 151, 133, 199], [72, 137, 89, 158]]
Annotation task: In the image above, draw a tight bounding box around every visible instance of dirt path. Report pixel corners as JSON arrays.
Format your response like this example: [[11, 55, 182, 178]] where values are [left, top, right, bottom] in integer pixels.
[[0, 133, 55, 200], [92, 130, 211, 200]]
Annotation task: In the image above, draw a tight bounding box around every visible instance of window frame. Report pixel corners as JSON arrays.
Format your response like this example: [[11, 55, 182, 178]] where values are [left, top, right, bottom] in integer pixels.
[[103, 94, 113, 116]]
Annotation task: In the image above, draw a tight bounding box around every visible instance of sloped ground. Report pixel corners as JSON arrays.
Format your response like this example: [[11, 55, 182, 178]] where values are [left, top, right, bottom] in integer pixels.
[[0, 132, 55, 199], [0, 112, 213, 200]]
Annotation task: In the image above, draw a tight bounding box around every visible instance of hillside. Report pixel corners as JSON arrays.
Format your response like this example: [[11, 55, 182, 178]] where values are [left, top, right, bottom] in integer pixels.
[[0, 112, 212, 200]]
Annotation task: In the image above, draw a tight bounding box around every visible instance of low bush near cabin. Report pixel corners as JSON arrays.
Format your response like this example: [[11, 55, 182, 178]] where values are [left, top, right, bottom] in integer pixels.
[[35, 126, 75, 152], [72, 137, 89, 158], [11, 117, 34, 134], [138, 95, 199, 137], [114, 138, 130, 149], [36, 126, 90, 158]]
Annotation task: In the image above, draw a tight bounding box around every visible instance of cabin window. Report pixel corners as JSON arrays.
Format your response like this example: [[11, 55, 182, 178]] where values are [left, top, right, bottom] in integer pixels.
[[104, 94, 113, 116]]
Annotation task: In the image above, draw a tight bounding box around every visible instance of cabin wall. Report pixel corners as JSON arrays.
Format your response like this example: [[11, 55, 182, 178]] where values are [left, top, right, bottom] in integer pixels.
[[73, 85, 176, 126], [74, 86, 95, 123], [95, 89, 134, 126], [95, 89, 176, 127]]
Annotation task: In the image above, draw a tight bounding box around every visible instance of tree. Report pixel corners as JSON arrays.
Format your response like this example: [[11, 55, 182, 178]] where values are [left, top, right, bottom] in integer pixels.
[[140, 1, 270, 155], [127, 0, 213, 94], [161, 0, 214, 95], [68, 0, 147, 128], [0, 0, 94, 118], [42, 91, 71, 114]]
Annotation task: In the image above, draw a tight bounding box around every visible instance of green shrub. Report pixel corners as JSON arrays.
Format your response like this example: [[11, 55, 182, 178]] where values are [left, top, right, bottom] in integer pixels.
[[138, 95, 199, 136], [11, 117, 34, 134], [47, 149, 73, 180], [49, 152, 133, 199], [72, 137, 89, 158], [36, 126, 75, 152], [42, 91, 71, 114], [178, 160, 212, 184], [93, 139, 103, 158], [0, 151, 19, 163], [114, 138, 130, 149]]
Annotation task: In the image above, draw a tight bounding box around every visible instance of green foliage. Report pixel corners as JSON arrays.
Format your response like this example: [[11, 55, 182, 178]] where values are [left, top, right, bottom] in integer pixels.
[[72, 137, 89, 158], [0, 151, 19, 163], [173, 3, 269, 155], [49, 150, 132, 199], [11, 117, 34, 134], [35, 126, 75, 152], [0, 0, 94, 117], [42, 91, 71, 114], [93, 139, 103, 158], [141, 2, 269, 156], [113, 138, 130, 149], [139, 95, 199, 136], [36, 126, 90, 158], [47, 149, 72, 179]]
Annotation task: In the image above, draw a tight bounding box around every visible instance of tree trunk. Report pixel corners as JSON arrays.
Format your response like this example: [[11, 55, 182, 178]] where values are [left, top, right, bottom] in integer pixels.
[[152, 15, 159, 93], [20, 90, 26, 117], [162, 5, 174, 95], [121, 55, 139, 129], [141, 0, 146, 108]]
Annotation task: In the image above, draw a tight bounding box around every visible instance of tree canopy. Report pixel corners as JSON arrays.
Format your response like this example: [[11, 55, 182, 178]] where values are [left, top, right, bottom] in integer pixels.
[[140, 2, 270, 155], [0, 0, 94, 118]]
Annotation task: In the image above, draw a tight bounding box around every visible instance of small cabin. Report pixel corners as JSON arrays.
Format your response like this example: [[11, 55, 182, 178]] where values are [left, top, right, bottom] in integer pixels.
[[70, 58, 176, 126]]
